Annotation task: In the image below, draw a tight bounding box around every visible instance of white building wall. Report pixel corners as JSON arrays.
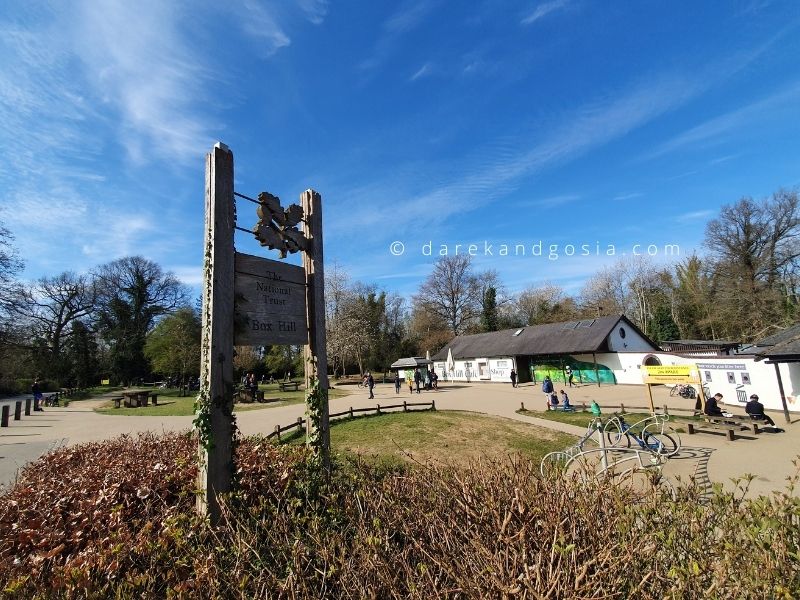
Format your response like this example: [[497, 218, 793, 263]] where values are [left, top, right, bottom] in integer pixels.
[[605, 324, 656, 352], [576, 352, 798, 413], [437, 352, 799, 413]]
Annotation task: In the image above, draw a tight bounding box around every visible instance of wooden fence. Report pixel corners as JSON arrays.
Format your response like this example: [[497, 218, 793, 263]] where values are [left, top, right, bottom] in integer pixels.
[[267, 399, 436, 441], [519, 401, 697, 416]]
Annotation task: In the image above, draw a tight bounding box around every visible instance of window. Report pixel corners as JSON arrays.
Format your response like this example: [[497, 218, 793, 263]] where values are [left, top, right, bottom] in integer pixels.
[[704, 371, 712, 382], [741, 372, 751, 385], [497, 360, 508, 367], [726, 372, 735, 384], [619, 327, 627, 339]]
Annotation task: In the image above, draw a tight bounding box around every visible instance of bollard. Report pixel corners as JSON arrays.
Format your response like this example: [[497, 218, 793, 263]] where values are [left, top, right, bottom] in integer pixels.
[[620, 403, 625, 414], [349, 406, 354, 419], [581, 402, 587, 412], [521, 401, 526, 411], [403, 400, 408, 412], [377, 404, 381, 415], [14, 401, 21, 421], [431, 399, 436, 411], [1, 405, 9, 427], [25, 398, 31, 416], [274, 424, 281, 441], [663, 404, 669, 416]]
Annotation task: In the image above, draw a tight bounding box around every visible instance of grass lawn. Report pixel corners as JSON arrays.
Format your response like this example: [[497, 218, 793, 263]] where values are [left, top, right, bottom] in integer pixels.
[[287, 410, 577, 466], [94, 385, 351, 416], [517, 408, 694, 433]]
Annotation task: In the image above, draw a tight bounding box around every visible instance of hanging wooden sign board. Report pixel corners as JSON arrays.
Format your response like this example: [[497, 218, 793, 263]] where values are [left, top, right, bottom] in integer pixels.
[[234, 252, 308, 346]]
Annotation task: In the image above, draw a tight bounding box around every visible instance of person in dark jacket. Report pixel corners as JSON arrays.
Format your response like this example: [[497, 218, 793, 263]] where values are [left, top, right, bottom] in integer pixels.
[[414, 368, 422, 394], [745, 394, 776, 426], [510, 369, 517, 388], [541, 376, 554, 404], [394, 372, 401, 394], [704, 393, 725, 417], [367, 372, 375, 399]]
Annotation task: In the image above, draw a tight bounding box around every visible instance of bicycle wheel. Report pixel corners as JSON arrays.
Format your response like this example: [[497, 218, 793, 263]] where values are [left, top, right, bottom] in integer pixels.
[[669, 385, 678, 397], [643, 431, 678, 456], [604, 420, 630, 448]]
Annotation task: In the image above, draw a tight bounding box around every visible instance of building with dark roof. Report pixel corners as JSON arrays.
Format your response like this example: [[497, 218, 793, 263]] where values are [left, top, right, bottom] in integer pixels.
[[425, 315, 798, 417], [431, 314, 660, 386]]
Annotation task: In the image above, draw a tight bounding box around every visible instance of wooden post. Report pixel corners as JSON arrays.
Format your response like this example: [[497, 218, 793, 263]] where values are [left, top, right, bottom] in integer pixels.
[[302, 189, 330, 470], [403, 400, 408, 412], [1, 405, 8, 427], [663, 404, 669, 416], [197, 143, 236, 525], [773, 362, 792, 423], [349, 406, 354, 419], [25, 398, 31, 416], [646, 383, 655, 413], [274, 425, 281, 441], [620, 403, 625, 414], [592, 352, 600, 387], [520, 401, 525, 411], [14, 401, 21, 420], [296, 417, 304, 434]]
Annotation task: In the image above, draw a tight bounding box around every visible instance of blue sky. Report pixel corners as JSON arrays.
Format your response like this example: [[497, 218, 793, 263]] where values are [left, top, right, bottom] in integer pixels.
[[2, 0, 799, 299]]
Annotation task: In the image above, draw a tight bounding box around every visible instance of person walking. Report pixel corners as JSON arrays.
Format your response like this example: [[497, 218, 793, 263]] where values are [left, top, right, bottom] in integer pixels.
[[367, 372, 375, 400], [407, 373, 414, 395], [510, 369, 517, 388], [394, 372, 401, 394], [414, 368, 422, 394], [32, 378, 44, 411], [565, 365, 574, 387]]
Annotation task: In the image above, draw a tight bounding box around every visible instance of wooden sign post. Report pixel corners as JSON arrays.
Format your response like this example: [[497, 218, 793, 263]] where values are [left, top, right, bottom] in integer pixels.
[[301, 190, 330, 469], [197, 143, 236, 524], [198, 143, 330, 524]]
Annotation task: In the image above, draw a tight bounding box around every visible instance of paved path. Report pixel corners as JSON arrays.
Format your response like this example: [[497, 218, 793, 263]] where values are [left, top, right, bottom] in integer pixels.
[[1, 383, 797, 496]]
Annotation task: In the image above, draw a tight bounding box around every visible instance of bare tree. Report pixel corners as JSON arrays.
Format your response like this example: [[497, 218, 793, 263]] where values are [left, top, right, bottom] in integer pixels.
[[414, 255, 481, 336], [516, 283, 568, 325], [704, 188, 800, 336]]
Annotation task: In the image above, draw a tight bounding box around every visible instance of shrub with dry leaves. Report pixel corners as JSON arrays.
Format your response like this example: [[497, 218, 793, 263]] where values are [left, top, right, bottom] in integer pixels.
[[0, 432, 798, 599]]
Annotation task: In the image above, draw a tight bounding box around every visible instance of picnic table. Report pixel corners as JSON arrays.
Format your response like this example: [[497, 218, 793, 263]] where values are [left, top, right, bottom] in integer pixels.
[[117, 390, 159, 408], [279, 381, 300, 392], [687, 413, 761, 440]]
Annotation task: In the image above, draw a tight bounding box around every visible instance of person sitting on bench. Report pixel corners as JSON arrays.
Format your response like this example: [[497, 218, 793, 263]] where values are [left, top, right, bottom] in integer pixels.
[[745, 394, 776, 427], [559, 390, 572, 410], [705, 393, 733, 418], [548, 391, 559, 410]]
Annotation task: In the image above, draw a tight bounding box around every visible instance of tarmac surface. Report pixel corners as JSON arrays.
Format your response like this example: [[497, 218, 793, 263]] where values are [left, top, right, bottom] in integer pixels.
[[1, 381, 797, 497]]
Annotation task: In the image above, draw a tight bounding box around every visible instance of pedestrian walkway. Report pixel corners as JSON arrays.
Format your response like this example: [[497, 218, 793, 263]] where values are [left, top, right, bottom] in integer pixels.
[[1, 383, 797, 496]]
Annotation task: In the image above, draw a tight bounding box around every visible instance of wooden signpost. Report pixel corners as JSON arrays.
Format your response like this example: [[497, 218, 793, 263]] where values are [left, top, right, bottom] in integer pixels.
[[234, 252, 308, 346], [198, 143, 329, 524]]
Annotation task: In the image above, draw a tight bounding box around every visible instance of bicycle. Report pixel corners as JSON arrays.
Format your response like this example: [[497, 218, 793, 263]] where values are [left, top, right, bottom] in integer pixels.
[[669, 383, 696, 399], [540, 417, 604, 476], [603, 413, 680, 456]]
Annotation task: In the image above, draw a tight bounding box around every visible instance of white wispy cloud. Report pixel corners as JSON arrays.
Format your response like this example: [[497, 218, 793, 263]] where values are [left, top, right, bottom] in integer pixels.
[[521, 0, 571, 25], [385, 0, 438, 33], [675, 210, 714, 223], [359, 1, 441, 72], [613, 192, 643, 201], [410, 63, 433, 81], [645, 83, 800, 160]]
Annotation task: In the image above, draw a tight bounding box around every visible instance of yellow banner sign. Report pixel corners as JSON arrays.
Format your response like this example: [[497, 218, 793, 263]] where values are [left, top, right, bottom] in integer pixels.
[[642, 365, 700, 384], [101, 379, 110, 385]]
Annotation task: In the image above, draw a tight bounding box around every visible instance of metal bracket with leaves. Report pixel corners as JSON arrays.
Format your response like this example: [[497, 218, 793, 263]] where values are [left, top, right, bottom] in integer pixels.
[[253, 192, 307, 257]]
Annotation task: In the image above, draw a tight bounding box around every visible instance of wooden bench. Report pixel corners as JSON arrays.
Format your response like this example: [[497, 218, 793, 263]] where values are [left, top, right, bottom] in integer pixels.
[[546, 404, 576, 412], [279, 381, 300, 392], [687, 416, 760, 441]]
